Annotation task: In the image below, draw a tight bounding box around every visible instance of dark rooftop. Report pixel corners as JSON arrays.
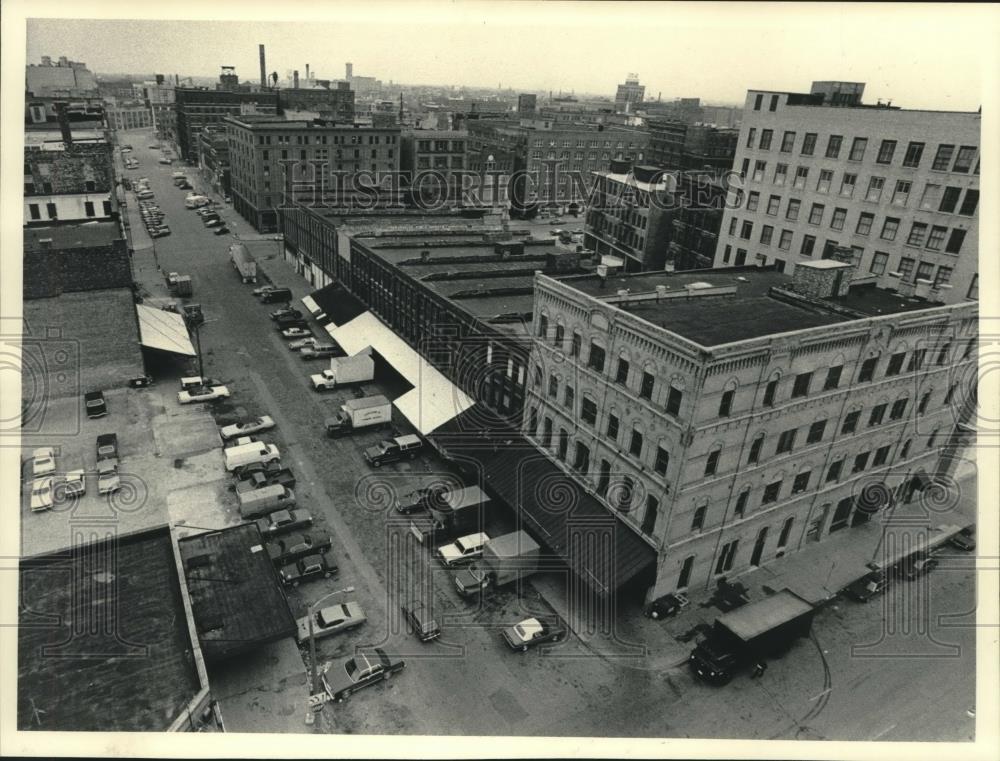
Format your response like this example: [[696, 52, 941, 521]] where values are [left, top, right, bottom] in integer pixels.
[[177, 524, 296, 663], [24, 221, 121, 251], [18, 526, 201, 731]]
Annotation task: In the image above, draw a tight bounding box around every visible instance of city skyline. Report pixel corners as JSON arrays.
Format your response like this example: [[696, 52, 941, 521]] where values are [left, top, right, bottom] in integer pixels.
[[24, 3, 993, 111]]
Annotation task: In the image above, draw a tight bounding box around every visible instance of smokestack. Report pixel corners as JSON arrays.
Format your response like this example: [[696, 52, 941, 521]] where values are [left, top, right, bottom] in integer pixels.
[[293, 70, 299, 89], [54, 102, 73, 146], [259, 44, 267, 89], [175, 73, 179, 86], [306, 63, 310, 81], [346, 62, 353, 81]]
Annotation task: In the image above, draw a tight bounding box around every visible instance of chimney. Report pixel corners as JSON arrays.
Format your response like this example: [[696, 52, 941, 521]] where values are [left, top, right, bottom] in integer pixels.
[[293, 70, 299, 89], [306, 63, 310, 81], [346, 62, 353, 81], [175, 73, 179, 86], [790, 259, 853, 300], [54, 102, 73, 146], [259, 44, 267, 89]]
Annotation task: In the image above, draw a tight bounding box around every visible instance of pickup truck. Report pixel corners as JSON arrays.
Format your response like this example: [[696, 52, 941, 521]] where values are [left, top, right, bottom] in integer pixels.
[[266, 533, 332, 566], [235, 468, 296, 494], [278, 549, 339, 586]]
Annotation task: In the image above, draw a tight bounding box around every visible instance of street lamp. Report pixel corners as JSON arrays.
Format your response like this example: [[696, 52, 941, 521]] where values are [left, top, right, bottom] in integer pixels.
[[306, 585, 355, 707], [190, 318, 217, 379]]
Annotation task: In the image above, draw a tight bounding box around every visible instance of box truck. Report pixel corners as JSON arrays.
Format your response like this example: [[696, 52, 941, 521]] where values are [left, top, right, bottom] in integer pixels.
[[311, 351, 375, 391], [325, 395, 391, 437], [409, 485, 489, 545], [689, 589, 816, 685], [229, 243, 258, 284], [454, 530, 540, 597]]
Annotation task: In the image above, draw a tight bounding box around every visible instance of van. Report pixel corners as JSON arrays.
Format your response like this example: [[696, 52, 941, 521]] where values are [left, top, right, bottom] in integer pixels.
[[238, 484, 296, 519], [260, 287, 293, 304], [224, 440, 280, 472]]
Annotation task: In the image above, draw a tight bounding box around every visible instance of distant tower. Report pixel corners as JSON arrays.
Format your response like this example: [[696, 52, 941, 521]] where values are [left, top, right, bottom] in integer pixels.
[[259, 44, 266, 89], [399, 92, 404, 126]]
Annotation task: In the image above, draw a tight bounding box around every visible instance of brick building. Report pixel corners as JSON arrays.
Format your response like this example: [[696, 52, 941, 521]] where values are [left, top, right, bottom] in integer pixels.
[[24, 136, 116, 225], [173, 86, 280, 163], [716, 81, 979, 304], [666, 172, 729, 271], [278, 83, 355, 124], [524, 260, 976, 599], [645, 118, 687, 170], [399, 129, 469, 184]]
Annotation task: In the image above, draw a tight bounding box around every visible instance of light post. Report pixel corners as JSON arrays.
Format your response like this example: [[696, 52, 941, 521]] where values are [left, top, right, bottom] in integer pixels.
[[190, 318, 217, 379], [306, 585, 355, 713]]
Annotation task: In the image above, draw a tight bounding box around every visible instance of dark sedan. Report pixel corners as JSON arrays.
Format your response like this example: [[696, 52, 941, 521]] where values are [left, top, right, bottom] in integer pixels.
[[322, 647, 405, 703]]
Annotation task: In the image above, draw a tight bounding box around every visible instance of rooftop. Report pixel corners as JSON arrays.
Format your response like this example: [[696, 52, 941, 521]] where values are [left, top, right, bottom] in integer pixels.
[[557, 266, 955, 347], [18, 526, 201, 731], [23, 221, 121, 251]]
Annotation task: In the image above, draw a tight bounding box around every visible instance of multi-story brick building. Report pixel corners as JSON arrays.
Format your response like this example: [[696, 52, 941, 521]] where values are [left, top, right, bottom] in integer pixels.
[[225, 115, 401, 231], [399, 129, 468, 183], [645, 118, 687, 170], [715, 81, 979, 304], [106, 103, 153, 132], [683, 124, 739, 173], [197, 124, 231, 197], [524, 259, 976, 598], [174, 86, 279, 163], [24, 132, 116, 225], [614, 74, 645, 112], [666, 172, 729, 271], [278, 84, 355, 124]]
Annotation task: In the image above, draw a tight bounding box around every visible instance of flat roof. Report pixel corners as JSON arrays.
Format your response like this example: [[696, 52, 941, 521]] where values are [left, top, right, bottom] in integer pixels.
[[24, 221, 121, 250], [178, 524, 297, 662], [718, 590, 814, 641], [18, 526, 201, 731]]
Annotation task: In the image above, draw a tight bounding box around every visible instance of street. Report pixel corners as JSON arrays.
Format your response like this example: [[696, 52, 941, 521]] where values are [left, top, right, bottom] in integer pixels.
[[123, 130, 976, 740]]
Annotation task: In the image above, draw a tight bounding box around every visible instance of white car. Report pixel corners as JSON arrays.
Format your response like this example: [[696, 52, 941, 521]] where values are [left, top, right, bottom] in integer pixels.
[[33, 470, 87, 511], [29, 477, 55, 512], [436, 532, 490, 567], [281, 327, 311, 339], [98, 469, 121, 495], [177, 385, 231, 404], [295, 601, 366, 644], [31, 447, 56, 477], [219, 416, 275, 441], [288, 337, 319, 351]]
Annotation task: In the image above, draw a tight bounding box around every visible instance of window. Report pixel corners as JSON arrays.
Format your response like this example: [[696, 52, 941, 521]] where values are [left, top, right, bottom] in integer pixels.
[[691, 504, 707, 531], [866, 176, 885, 202], [939, 186, 962, 213], [777, 517, 794, 549], [870, 251, 888, 275], [915, 262, 934, 285], [958, 189, 979, 216], [859, 357, 878, 383], [28, 203, 40, 220], [639, 371, 655, 400], [748, 434, 764, 464], [776, 428, 797, 454], [654, 446, 670, 475], [903, 141, 925, 168], [826, 135, 843, 159], [919, 183, 942, 210], [852, 212, 874, 236], [968, 274, 978, 300], [765, 195, 782, 216], [666, 387, 682, 417], [614, 357, 630, 385], [760, 225, 774, 245], [606, 413, 619, 441], [722, 245, 732, 264], [746, 127, 757, 148], [906, 222, 928, 247], [794, 166, 809, 189], [746, 191, 760, 212], [570, 331, 582, 357], [542, 417, 553, 446], [826, 458, 844, 482], [564, 385, 574, 410], [849, 137, 868, 161], [831, 497, 853, 532], [801, 133, 817, 155], [740, 220, 754, 240], [677, 554, 694, 588], [715, 540, 739, 574], [102, 201, 112, 216], [839, 172, 857, 197], [880, 217, 900, 241], [945, 229, 966, 254], [729, 217, 738, 236], [704, 448, 720, 476], [932, 144, 955, 171], [943, 384, 958, 405], [762, 480, 782, 504], [907, 349, 926, 372], [891, 180, 911, 206], [573, 442, 590, 473], [735, 249, 747, 265], [807, 420, 827, 444], [876, 139, 897, 164], [868, 403, 886, 426], [759, 129, 773, 150], [934, 266, 953, 287], [538, 314, 548, 338], [817, 169, 833, 193], [927, 429, 940, 449], [786, 199, 801, 221], [734, 489, 749, 518], [792, 471, 811, 494], [554, 323, 564, 347], [763, 379, 778, 407], [830, 208, 847, 230], [557, 428, 569, 460], [792, 372, 812, 398], [897, 256, 915, 280], [629, 428, 643, 457], [952, 146, 976, 173], [900, 439, 912, 460], [852, 452, 870, 473], [890, 398, 908, 421], [774, 163, 788, 185], [800, 235, 816, 256], [581, 397, 597, 425], [740, 158, 749, 180], [806, 203, 824, 226], [719, 389, 735, 417], [781, 131, 796, 152], [46, 203, 57, 219], [872, 445, 891, 467], [588, 343, 605, 372], [84, 201, 95, 217], [885, 352, 906, 376], [753, 160, 766, 181], [778, 229, 793, 250], [841, 409, 861, 434]]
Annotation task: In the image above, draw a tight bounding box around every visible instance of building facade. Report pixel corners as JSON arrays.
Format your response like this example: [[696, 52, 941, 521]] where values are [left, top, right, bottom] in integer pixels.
[[278, 84, 355, 124], [666, 172, 729, 271], [106, 104, 154, 131], [646, 118, 687, 170], [197, 124, 232, 197], [24, 139, 116, 225], [173, 87, 280, 162], [524, 262, 977, 599], [715, 81, 980, 304], [683, 124, 739, 172], [615, 75, 645, 112], [399, 129, 468, 181]]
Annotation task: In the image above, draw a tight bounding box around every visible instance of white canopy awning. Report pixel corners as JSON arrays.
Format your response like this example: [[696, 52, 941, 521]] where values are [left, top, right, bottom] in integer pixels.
[[136, 304, 197, 356], [328, 311, 475, 435]]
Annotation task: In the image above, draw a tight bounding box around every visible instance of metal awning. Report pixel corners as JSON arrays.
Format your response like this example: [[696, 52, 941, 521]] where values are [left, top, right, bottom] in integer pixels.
[[135, 304, 196, 356]]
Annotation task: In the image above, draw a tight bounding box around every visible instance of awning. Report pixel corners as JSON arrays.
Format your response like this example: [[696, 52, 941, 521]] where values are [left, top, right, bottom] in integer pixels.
[[328, 311, 475, 435], [429, 411, 656, 596], [135, 304, 196, 356]]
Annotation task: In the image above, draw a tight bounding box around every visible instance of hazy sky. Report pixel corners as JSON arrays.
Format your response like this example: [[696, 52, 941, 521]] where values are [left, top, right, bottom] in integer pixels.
[[22, 2, 996, 110]]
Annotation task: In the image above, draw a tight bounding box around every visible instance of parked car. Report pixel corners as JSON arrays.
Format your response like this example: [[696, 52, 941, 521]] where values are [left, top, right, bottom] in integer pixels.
[[436, 532, 490, 567], [363, 435, 424, 467], [644, 593, 684, 620], [30, 447, 56, 477], [254, 508, 313, 538], [219, 415, 275, 441], [236, 467, 295, 490], [213, 226, 230, 235], [98, 467, 121, 495], [56, 470, 87, 501], [843, 571, 887, 602], [281, 327, 311, 339], [288, 336, 320, 351], [29, 477, 55, 512], [233, 459, 284, 481], [900, 556, 939, 581], [32, 470, 86, 510], [266, 533, 332, 566], [278, 549, 339, 587], [204, 219, 224, 228], [501, 617, 567, 651], [83, 390, 108, 418], [270, 307, 303, 321], [224, 435, 259, 450], [96, 433, 119, 470], [150, 228, 171, 238], [253, 284, 281, 298], [300, 344, 342, 361], [177, 385, 231, 404], [180, 376, 223, 391], [393, 485, 447, 514], [400, 601, 441, 642], [295, 601, 366, 644], [950, 527, 976, 551], [322, 648, 405, 703]]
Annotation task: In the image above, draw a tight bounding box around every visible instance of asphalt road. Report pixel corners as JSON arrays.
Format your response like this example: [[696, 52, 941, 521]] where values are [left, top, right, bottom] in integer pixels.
[[121, 130, 976, 740]]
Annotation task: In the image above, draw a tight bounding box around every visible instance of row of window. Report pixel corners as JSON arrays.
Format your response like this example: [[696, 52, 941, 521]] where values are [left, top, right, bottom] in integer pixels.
[[415, 140, 465, 152], [255, 132, 398, 146], [27, 200, 112, 221], [261, 148, 395, 161], [531, 138, 642, 149], [743, 129, 979, 174]]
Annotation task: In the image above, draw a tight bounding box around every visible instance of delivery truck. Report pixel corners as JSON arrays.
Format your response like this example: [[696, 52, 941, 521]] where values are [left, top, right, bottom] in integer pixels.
[[325, 395, 391, 437], [409, 485, 489, 545], [454, 530, 540, 597], [170, 275, 193, 297], [689, 589, 816, 685], [229, 243, 258, 284], [310, 350, 375, 391]]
